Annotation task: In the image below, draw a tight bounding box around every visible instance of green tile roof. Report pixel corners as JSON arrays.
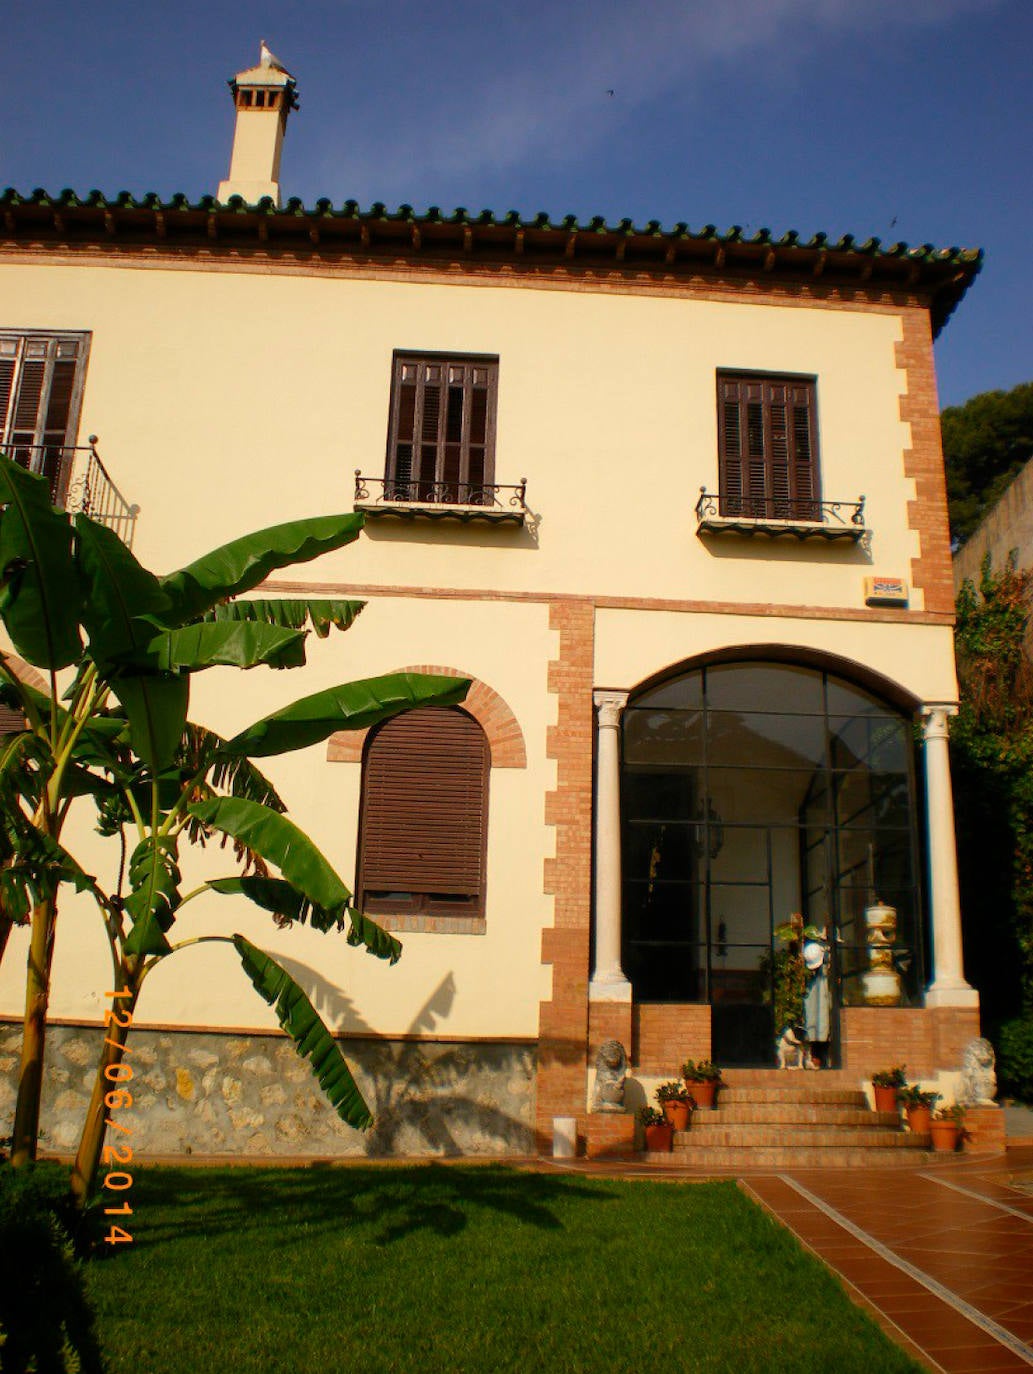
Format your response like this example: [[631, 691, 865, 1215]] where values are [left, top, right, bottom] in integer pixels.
[[0, 187, 982, 335]]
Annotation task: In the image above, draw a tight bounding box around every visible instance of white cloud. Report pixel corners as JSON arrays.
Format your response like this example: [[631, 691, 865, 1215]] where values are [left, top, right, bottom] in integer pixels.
[[308, 0, 1003, 205]]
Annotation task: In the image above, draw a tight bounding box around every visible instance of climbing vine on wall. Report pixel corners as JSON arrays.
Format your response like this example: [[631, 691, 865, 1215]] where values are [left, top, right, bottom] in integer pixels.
[[951, 553, 1033, 1021]]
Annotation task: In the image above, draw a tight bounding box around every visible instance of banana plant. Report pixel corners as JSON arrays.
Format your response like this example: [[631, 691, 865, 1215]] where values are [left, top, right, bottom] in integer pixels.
[[0, 454, 469, 1203]]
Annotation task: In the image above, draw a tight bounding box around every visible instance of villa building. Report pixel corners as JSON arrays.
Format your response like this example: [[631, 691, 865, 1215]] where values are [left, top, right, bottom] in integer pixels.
[[0, 50, 985, 1158]]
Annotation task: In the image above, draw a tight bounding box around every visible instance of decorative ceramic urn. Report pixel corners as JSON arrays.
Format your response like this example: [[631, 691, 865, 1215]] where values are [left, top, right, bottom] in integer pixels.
[[861, 901, 902, 1006]]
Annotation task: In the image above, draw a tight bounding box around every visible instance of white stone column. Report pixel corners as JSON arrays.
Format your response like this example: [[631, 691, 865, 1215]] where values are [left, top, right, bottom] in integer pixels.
[[921, 704, 978, 1008], [591, 690, 632, 1002]]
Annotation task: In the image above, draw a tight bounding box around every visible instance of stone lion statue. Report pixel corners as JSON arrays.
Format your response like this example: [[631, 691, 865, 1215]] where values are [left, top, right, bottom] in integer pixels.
[[958, 1037, 997, 1106], [592, 1039, 628, 1113]]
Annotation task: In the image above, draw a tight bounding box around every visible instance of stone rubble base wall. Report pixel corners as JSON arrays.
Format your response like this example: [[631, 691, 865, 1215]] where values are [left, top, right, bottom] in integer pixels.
[[0, 1023, 536, 1160]]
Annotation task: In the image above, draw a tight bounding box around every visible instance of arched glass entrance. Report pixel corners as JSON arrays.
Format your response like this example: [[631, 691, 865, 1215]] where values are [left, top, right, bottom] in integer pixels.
[[620, 661, 924, 1066]]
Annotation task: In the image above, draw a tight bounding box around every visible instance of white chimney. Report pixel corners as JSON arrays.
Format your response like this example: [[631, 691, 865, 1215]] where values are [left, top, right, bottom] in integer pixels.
[[217, 42, 298, 206]]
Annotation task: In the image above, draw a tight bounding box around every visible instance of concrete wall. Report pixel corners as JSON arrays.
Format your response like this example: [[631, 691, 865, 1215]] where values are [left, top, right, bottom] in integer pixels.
[[953, 457, 1033, 589]]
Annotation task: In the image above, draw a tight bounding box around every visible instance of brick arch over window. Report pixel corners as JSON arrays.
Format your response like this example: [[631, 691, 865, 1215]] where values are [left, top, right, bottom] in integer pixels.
[[326, 666, 526, 768]]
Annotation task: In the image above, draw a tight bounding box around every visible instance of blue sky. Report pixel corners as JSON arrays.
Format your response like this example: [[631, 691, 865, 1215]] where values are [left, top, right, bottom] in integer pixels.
[[4, 0, 1030, 407]]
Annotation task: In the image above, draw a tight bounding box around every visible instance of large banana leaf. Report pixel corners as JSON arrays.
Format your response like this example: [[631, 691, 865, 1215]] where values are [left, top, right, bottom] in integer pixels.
[[73, 515, 171, 667], [180, 723, 286, 812], [0, 456, 83, 669], [111, 674, 189, 777], [124, 621, 308, 673], [122, 833, 181, 956], [223, 671, 471, 758], [343, 907, 404, 963], [189, 796, 347, 923], [208, 598, 365, 639], [232, 935, 372, 1130], [159, 513, 365, 625], [74, 516, 189, 773], [209, 876, 344, 932], [212, 876, 405, 960], [188, 798, 402, 963]]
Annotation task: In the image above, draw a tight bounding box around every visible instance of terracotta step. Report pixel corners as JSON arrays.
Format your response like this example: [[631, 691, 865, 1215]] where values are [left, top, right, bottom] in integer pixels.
[[717, 1069, 862, 1086], [673, 1125, 921, 1149], [713, 1086, 869, 1106], [694, 1105, 901, 1128], [645, 1145, 937, 1168]]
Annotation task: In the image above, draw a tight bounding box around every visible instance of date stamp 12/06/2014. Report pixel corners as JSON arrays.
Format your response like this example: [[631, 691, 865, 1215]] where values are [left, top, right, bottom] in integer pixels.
[[101, 990, 137, 1245]]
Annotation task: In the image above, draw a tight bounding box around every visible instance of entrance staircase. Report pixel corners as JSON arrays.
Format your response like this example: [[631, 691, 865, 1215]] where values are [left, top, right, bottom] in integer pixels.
[[653, 1071, 936, 1168]]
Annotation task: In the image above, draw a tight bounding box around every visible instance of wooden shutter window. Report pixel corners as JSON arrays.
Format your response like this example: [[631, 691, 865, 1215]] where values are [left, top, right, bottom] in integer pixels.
[[357, 707, 490, 917], [0, 332, 89, 501], [0, 705, 25, 735], [385, 353, 498, 505], [716, 372, 820, 520]]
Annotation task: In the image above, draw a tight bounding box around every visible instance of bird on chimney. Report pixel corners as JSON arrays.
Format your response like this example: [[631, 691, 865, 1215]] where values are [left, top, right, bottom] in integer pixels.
[[259, 39, 287, 71]]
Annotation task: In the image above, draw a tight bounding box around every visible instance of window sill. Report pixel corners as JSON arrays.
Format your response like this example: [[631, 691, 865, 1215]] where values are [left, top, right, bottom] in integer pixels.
[[367, 912, 487, 936], [695, 490, 867, 543], [354, 473, 527, 524]]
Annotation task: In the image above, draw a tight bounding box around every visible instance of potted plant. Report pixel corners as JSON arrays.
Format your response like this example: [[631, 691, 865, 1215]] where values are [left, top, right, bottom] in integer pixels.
[[656, 1081, 693, 1132], [682, 1058, 722, 1110], [871, 1065, 907, 1114], [929, 1104, 966, 1153], [898, 1084, 939, 1135], [639, 1106, 673, 1153]]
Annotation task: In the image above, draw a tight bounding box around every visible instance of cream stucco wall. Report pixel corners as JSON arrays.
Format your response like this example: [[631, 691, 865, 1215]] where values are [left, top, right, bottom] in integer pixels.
[[0, 252, 956, 1047], [0, 596, 557, 1037], [0, 257, 919, 610]]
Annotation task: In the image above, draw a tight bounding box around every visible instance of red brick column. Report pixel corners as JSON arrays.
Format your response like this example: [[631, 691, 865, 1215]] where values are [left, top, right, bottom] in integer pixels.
[[536, 600, 595, 1152], [896, 308, 955, 618]]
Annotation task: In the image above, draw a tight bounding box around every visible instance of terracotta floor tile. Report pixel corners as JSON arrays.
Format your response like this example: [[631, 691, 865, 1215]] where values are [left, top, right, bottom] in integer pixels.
[[923, 1348, 1033, 1373]]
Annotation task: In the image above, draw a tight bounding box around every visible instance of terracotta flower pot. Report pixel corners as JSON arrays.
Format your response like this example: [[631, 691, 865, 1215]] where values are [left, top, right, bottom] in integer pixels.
[[929, 1120, 960, 1153], [662, 1100, 691, 1131], [686, 1079, 718, 1110], [873, 1084, 900, 1115], [644, 1122, 674, 1153], [905, 1104, 932, 1136]]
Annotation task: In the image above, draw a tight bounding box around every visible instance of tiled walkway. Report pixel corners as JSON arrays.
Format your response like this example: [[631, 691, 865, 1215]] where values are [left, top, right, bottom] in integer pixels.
[[542, 1147, 1033, 1373]]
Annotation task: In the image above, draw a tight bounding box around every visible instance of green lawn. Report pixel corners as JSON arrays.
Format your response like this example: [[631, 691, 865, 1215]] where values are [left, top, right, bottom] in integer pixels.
[[83, 1165, 919, 1374]]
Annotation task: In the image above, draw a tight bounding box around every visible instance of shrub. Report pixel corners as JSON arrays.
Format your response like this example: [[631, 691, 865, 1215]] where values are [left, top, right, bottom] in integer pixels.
[[995, 1018, 1033, 1102], [0, 1163, 102, 1373]]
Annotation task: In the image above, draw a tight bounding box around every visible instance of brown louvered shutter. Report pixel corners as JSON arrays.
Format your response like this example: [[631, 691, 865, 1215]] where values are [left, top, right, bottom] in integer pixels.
[[357, 707, 489, 915], [0, 333, 88, 501], [385, 353, 498, 504], [718, 376, 744, 516], [717, 372, 819, 519], [0, 705, 24, 735]]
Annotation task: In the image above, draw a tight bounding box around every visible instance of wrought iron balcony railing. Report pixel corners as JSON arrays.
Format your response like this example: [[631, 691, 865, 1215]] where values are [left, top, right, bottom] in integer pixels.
[[4, 437, 139, 545], [695, 489, 866, 542], [354, 472, 528, 524]]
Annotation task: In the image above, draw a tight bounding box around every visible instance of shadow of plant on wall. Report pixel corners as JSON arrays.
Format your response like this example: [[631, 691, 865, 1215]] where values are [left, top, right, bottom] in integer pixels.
[[273, 956, 535, 1158]]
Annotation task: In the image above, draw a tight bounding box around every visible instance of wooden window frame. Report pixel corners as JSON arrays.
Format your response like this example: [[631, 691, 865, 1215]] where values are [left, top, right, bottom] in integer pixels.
[[356, 706, 490, 925], [0, 329, 91, 504], [716, 370, 821, 522], [384, 350, 499, 506]]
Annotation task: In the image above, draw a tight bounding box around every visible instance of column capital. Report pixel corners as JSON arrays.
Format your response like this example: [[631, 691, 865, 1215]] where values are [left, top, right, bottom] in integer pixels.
[[920, 702, 958, 741], [593, 690, 629, 730]]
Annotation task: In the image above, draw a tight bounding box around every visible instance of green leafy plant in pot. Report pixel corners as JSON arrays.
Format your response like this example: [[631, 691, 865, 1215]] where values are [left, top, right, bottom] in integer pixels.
[[656, 1081, 692, 1132], [639, 1105, 673, 1153], [681, 1058, 722, 1109], [871, 1065, 907, 1114], [898, 1084, 939, 1135]]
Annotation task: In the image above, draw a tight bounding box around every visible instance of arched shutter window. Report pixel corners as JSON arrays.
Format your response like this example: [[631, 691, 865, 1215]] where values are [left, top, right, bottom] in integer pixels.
[[357, 707, 490, 917]]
